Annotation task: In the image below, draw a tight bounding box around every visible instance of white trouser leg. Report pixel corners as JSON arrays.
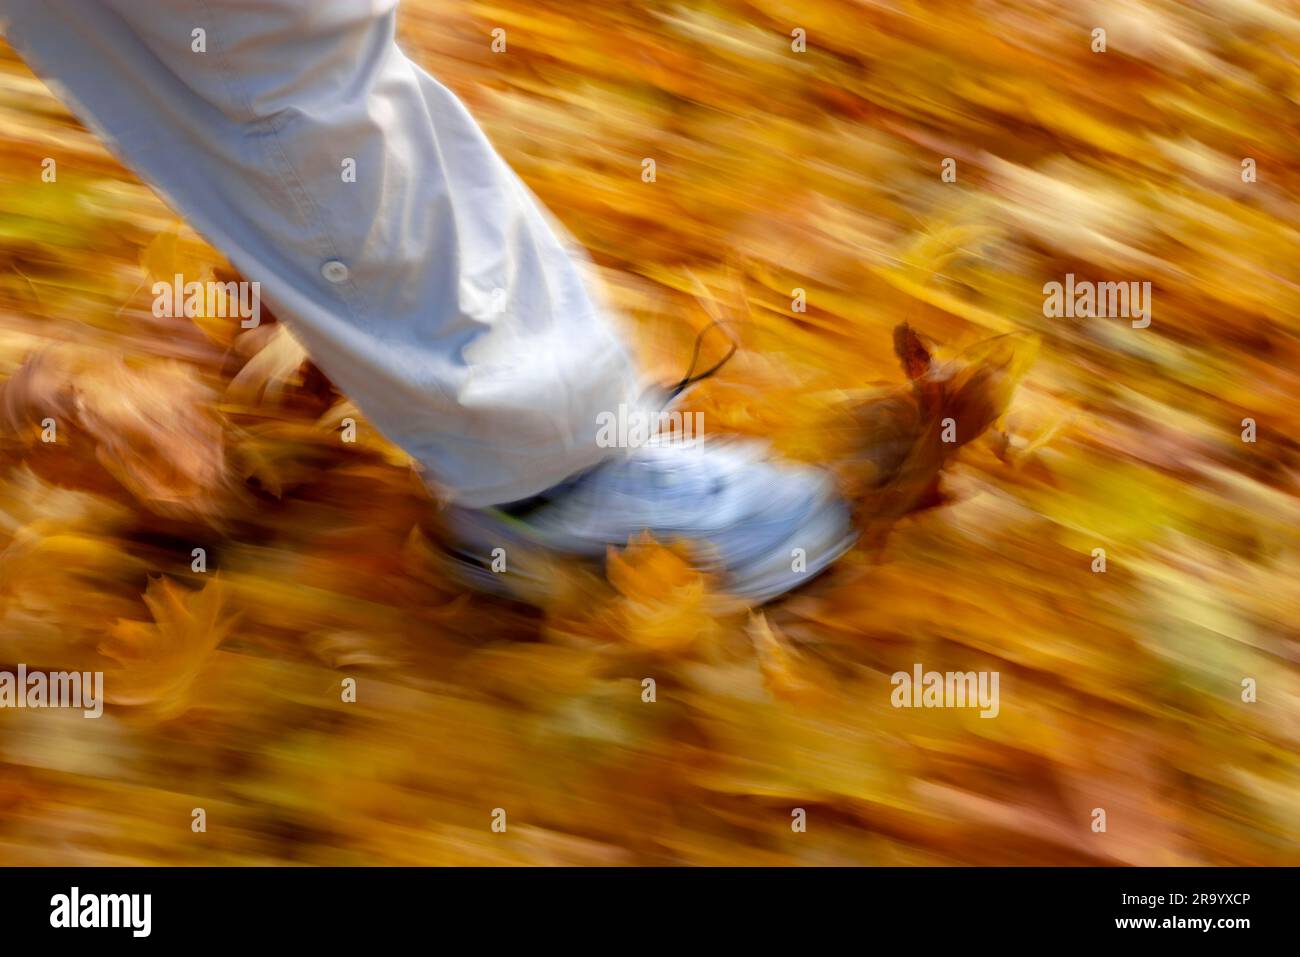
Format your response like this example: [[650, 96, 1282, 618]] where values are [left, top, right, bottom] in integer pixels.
[[1, 0, 648, 506]]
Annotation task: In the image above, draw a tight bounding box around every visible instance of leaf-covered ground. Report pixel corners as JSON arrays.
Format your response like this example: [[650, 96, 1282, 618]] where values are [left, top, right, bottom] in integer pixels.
[[0, 1, 1296, 864]]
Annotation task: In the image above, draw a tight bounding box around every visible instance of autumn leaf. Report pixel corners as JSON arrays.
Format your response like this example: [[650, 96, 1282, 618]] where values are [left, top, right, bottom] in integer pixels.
[[226, 324, 308, 407], [604, 532, 721, 653], [747, 612, 826, 704], [99, 577, 239, 717]]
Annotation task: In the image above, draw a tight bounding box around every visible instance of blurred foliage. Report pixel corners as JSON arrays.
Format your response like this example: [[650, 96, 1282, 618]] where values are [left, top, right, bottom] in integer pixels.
[[0, 0, 1297, 864]]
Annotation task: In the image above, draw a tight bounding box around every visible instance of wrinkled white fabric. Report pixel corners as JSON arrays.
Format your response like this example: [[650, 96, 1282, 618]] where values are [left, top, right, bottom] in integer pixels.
[[1, 0, 651, 506]]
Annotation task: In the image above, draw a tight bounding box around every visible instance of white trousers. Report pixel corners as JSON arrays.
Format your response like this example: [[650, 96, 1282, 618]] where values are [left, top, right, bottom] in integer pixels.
[[1, 0, 650, 506]]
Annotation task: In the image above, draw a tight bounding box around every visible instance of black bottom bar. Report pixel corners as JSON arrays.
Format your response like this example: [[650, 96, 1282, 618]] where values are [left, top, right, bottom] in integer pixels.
[[0, 866, 1285, 942]]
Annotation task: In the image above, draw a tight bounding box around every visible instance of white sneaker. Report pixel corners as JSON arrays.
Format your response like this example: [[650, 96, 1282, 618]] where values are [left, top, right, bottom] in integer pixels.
[[443, 438, 855, 605]]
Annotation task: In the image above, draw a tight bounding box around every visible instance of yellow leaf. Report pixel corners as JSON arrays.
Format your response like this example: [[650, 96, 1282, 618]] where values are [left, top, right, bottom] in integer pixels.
[[99, 577, 238, 717]]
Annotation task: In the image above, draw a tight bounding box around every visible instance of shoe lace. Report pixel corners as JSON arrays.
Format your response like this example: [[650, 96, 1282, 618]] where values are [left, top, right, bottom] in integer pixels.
[[665, 318, 739, 401]]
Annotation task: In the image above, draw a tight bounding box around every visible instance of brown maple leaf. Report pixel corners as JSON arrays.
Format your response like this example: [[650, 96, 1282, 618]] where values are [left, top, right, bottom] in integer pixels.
[[845, 325, 1038, 540]]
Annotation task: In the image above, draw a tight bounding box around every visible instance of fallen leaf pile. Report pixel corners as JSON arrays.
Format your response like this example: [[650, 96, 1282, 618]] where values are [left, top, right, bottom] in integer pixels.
[[0, 0, 1296, 864]]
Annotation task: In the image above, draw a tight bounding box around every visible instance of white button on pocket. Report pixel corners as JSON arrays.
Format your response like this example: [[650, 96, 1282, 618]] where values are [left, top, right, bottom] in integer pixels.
[[321, 260, 349, 283]]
